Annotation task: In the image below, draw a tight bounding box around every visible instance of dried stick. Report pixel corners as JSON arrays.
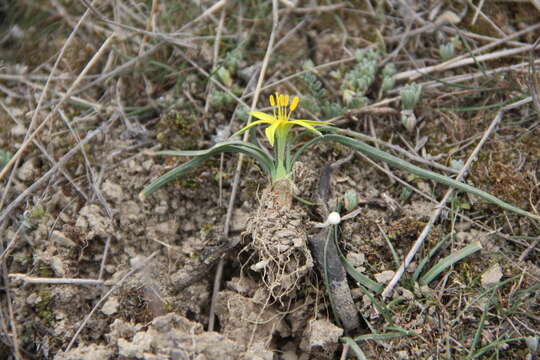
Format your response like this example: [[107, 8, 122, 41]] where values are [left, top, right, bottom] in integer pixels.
[[395, 44, 536, 81], [207, 0, 280, 332], [469, 0, 506, 37], [203, 7, 226, 125], [0, 34, 115, 182], [0, 100, 89, 201], [0, 120, 112, 227], [98, 235, 111, 281], [8, 274, 104, 285], [417, 59, 540, 92], [138, 0, 160, 56], [381, 97, 534, 298], [69, 0, 226, 101], [65, 251, 159, 351], [1, 264, 21, 359], [278, 2, 346, 14], [519, 238, 540, 262]]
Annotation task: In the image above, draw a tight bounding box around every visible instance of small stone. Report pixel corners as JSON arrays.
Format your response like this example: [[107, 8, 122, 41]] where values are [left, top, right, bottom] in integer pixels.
[[50, 231, 76, 248], [55, 344, 112, 360], [26, 293, 40, 306], [17, 158, 39, 181], [101, 180, 124, 203], [281, 350, 298, 360], [346, 252, 365, 267], [76, 204, 111, 238], [481, 263, 503, 288], [327, 212, 341, 225], [11, 123, 26, 136], [397, 350, 410, 359], [231, 208, 250, 232], [398, 286, 415, 300], [374, 270, 395, 284], [300, 319, 343, 357], [51, 256, 66, 276], [101, 297, 120, 316]]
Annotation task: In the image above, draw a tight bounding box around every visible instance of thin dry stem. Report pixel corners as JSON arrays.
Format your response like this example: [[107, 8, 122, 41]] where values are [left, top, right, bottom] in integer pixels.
[[0, 34, 115, 181], [0, 120, 114, 226], [395, 44, 537, 81], [65, 251, 159, 351], [208, 0, 281, 332], [0, 100, 89, 201], [382, 97, 535, 298], [8, 274, 104, 285]]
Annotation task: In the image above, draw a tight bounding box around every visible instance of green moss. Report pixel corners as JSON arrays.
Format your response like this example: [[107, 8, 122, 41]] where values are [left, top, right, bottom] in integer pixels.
[[156, 108, 202, 150], [37, 263, 54, 278], [201, 223, 214, 237], [31, 205, 45, 219], [35, 287, 54, 324]]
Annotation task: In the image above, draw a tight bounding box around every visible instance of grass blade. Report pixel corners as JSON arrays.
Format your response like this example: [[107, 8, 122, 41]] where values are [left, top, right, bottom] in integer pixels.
[[419, 241, 483, 285], [342, 337, 368, 360], [140, 141, 274, 199], [354, 330, 416, 342], [468, 337, 526, 359], [412, 234, 453, 282], [468, 292, 495, 356], [294, 133, 540, 221], [333, 232, 383, 293], [377, 223, 400, 269]]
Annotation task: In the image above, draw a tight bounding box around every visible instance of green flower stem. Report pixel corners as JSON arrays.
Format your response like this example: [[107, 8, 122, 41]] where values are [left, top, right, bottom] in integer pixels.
[[274, 130, 288, 181]]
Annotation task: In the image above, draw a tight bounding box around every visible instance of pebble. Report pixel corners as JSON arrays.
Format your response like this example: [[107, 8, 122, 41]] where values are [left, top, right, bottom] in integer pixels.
[[481, 263, 503, 288], [375, 270, 395, 284]]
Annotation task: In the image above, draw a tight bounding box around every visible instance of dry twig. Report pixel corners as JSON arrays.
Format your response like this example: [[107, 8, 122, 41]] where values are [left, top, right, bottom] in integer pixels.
[[382, 96, 535, 298], [207, 0, 281, 332]]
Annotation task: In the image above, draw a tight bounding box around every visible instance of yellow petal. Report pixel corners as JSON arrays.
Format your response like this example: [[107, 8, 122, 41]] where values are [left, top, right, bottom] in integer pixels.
[[289, 120, 323, 136], [290, 96, 299, 111], [232, 119, 274, 138], [249, 111, 277, 123], [292, 119, 329, 126], [264, 121, 280, 146]]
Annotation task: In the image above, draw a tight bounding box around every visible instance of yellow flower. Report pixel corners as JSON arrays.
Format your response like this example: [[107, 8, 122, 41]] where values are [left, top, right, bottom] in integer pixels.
[[234, 92, 328, 146]]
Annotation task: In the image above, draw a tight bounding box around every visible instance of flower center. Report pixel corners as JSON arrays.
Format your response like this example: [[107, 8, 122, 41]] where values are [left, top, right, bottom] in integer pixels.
[[270, 92, 299, 124]]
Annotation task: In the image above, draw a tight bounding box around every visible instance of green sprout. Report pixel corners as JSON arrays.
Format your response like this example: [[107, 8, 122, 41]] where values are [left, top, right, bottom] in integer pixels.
[[400, 83, 423, 132], [439, 42, 455, 61], [139, 92, 540, 224], [300, 60, 343, 119], [400, 83, 422, 110], [381, 63, 397, 94], [341, 49, 379, 107]]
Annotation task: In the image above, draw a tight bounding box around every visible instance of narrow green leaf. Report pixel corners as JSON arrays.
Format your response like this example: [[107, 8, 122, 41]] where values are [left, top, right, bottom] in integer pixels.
[[412, 234, 453, 282], [419, 241, 483, 285], [469, 293, 495, 355], [140, 141, 274, 199], [468, 337, 526, 359], [333, 230, 383, 293], [354, 330, 416, 342], [341, 337, 368, 360], [377, 223, 400, 269], [294, 133, 540, 221]]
